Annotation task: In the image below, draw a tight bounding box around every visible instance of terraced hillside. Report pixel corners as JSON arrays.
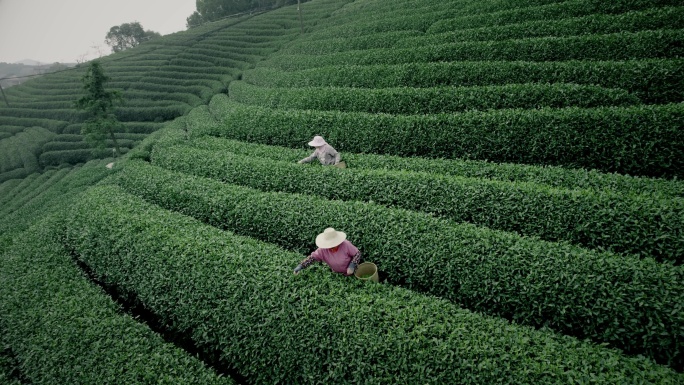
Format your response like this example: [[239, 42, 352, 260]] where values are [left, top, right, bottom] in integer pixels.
[[1, 0, 683, 383], [0, 1, 345, 182]]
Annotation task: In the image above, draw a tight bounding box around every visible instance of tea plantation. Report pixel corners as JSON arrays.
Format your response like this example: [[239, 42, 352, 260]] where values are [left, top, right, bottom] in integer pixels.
[[1, 0, 683, 383]]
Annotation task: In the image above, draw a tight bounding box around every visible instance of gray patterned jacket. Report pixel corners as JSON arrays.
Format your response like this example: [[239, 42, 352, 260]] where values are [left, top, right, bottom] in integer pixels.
[[299, 144, 341, 165]]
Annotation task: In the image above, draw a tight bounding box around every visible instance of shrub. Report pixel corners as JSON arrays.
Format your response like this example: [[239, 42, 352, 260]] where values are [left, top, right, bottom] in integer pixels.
[[112, 161, 684, 369], [396, 6, 684, 45], [428, 0, 683, 33], [201, 96, 684, 179], [228, 81, 641, 113], [63, 183, 684, 382], [188, 135, 684, 198], [0, 216, 233, 385], [152, 144, 684, 264], [262, 30, 684, 70], [242, 59, 684, 104]]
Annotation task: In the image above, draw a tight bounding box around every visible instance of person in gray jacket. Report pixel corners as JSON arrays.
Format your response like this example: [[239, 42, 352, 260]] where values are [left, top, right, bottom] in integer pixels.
[[297, 135, 341, 166]]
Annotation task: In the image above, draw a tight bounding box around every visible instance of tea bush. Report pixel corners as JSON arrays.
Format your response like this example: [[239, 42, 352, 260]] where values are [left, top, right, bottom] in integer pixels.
[[191, 135, 684, 198], [63, 183, 684, 383], [281, 30, 424, 54], [243, 59, 684, 104], [0, 127, 56, 174], [202, 96, 684, 178], [152, 144, 684, 263], [0, 216, 233, 385], [112, 161, 684, 369], [263, 30, 684, 70], [229, 81, 641, 113], [428, 0, 682, 33], [397, 6, 684, 45]]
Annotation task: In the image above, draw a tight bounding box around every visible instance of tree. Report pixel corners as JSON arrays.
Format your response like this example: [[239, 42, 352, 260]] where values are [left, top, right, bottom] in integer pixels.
[[74, 61, 123, 157], [105, 22, 160, 53]]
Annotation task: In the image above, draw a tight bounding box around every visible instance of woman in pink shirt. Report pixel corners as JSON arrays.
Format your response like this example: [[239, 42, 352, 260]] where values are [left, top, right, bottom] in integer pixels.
[[294, 227, 362, 276]]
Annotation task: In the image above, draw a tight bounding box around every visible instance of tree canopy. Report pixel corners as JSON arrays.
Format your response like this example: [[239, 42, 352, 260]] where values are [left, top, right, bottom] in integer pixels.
[[105, 22, 161, 53], [74, 61, 123, 156]]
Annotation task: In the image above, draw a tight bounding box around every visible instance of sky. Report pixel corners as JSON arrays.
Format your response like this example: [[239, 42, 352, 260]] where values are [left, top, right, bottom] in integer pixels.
[[0, 0, 197, 64]]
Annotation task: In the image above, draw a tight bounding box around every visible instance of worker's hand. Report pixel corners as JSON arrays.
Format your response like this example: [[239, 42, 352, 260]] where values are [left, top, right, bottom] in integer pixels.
[[294, 264, 303, 275], [297, 160, 304, 164], [347, 262, 357, 276]]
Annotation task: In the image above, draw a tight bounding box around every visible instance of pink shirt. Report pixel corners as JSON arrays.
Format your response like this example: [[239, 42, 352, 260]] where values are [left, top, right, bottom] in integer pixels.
[[304, 240, 360, 275]]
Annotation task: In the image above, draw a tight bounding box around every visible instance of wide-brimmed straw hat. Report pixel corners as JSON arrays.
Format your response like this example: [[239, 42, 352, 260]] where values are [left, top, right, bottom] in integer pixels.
[[308, 135, 327, 147], [315, 227, 346, 248]]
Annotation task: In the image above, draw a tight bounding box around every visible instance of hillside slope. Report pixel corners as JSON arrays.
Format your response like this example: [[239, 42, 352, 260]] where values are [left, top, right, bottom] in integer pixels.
[[1, 0, 683, 383]]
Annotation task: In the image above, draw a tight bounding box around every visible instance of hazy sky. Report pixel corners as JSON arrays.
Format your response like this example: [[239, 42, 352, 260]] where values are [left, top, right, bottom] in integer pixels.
[[0, 0, 197, 64]]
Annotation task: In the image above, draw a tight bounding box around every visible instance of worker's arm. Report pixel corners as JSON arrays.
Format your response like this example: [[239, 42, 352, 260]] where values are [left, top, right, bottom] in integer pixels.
[[294, 250, 321, 274], [346, 251, 362, 275], [298, 151, 317, 164], [332, 148, 341, 165]]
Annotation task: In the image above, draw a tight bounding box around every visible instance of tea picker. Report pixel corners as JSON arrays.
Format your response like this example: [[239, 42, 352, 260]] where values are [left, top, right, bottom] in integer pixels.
[[294, 227, 361, 276], [297, 135, 346, 168]]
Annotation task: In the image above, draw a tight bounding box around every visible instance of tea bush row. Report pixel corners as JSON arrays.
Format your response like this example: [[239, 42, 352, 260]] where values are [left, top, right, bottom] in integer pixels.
[[0, 160, 111, 235], [0, 170, 56, 209], [0, 127, 55, 173], [0, 169, 70, 218], [0, 173, 38, 200], [122, 82, 212, 96], [42, 139, 136, 152], [7, 85, 84, 96], [262, 30, 684, 70], [191, 43, 278, 56], [0, 169, 33, 187], [112, 161, 684, 369], [124, 90, 203, 106], [428, 0, 682, 33], [0, 107, 84, 122], [203, 96, 684, 178], [298, 9, 446, 39], [316, 0, 576, 39], [309, 0, 677, 41], [3, 101, 73, 109], [188, 135, 684, 198], [398, 6, 684, 46], [0, 126, 25, 135], [0, 216, 233, 385], [62, 183, 684, 383], [184, 50, 261, 64], [59, 123, 157, 137], [114, 105, 192, 122], [279, 30, 423, 54], [193, 40, 276, 50], [0, 179, 22, 202], [168, 57, 250, 70], [152, 144, 684, 263], [39, 148, 130, 168], [138, 76, 225, 90], [285, 5, 678, 55], [228, 81, 641, 113], [243, 59, 683, 104], [317, 0, 448, 26], [136, 70, 225, 82]]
